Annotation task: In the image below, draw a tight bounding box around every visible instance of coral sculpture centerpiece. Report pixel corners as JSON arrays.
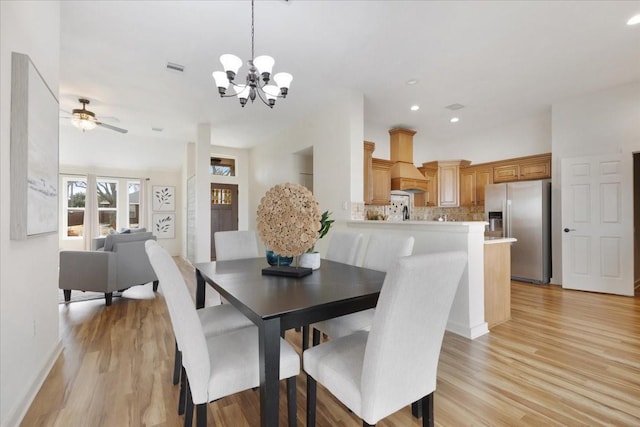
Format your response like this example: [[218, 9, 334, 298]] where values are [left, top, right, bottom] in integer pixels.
[[257, 183, 321, 276]]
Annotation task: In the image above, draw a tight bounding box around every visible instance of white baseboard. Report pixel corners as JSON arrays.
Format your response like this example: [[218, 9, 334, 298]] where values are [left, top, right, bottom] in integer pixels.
[[3, 339, 62, 427], [446, 320, 489, 340]]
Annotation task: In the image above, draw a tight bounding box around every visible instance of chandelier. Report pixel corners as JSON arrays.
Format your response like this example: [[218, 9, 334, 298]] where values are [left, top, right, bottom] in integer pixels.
[[212, 0, 292, 108]]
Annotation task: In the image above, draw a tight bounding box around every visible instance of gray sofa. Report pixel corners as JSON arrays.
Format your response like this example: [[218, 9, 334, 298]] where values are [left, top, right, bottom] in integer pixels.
[[59, 230, 159, 306]]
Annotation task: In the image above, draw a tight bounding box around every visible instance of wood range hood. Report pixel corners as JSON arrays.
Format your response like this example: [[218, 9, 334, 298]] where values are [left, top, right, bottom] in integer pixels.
[[389, 128, 429, 193]]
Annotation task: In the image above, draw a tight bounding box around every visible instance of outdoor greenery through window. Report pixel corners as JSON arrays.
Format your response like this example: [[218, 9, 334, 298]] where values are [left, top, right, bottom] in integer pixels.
[[64, 177, 87, 238], [97, 178, 118, 236], [62, 175, 142, 239], [210, 157, 235, 176]]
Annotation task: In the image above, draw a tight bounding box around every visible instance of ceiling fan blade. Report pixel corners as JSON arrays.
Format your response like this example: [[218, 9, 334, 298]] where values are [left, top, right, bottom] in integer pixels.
[[96, 121, 128, 134]]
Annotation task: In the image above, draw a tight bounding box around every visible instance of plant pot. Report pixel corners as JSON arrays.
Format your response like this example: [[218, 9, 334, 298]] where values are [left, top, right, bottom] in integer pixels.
[[299, 252, 321, 270]]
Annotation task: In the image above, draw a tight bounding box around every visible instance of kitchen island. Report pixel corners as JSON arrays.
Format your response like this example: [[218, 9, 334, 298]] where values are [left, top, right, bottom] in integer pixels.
[[347, 220, 489, 339]]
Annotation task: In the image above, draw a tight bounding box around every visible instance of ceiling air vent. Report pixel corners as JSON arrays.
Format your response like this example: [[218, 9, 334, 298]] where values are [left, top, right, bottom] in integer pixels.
[[166, 62, 185, 72], [445, 103, 465, 111]]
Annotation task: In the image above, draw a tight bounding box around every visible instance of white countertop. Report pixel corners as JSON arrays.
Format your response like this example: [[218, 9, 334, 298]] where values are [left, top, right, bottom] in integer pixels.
[[349, 219, 487, 226], [484, 237, 517, 245]]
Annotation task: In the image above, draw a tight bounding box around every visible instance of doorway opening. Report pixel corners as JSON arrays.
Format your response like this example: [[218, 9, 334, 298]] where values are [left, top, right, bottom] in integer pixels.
[[634, 153, 639, 296], [211, 183, 238, 260]]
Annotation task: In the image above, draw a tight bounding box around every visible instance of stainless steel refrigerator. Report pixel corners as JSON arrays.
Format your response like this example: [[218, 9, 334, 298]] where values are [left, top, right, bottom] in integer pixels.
[[485, 179, 551, 284]]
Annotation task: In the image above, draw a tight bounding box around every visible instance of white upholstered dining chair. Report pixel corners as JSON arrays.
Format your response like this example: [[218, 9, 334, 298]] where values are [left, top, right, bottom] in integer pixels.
[[303, 251, 467, 427], [145, 240, 300, 427], [145, 241, 254, 414], [308, 233, 415, 348], [324, 230, 363, 265], [213, 230, 260, 261]]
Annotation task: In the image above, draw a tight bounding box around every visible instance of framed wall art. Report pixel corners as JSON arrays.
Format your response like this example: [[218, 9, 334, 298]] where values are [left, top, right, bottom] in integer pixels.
[[10, 52, 59, 240], [152, 185, 175, 211], [152, 213, 176, 239]]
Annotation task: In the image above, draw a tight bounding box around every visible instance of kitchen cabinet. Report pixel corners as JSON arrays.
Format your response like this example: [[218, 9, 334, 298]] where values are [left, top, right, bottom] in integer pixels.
[[484, 239, 514, 328], [363, 141, 375, 204], [460, 165, 493, 206], [492, 153, 551, 183], [436, 160, 470, 207], [370, 158, 393, 205]]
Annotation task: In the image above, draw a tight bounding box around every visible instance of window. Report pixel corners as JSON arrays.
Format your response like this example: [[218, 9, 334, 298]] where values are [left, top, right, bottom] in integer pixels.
[[210, 157, 235, 176], [128, 181, 140, 229], [63, 177, 86, 238], [97, 178, 118, 236], [211, 188, 232, 205]]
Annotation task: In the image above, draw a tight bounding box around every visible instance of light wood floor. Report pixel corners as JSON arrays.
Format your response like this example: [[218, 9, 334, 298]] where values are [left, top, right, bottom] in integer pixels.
[[22, 258, 640, 426]]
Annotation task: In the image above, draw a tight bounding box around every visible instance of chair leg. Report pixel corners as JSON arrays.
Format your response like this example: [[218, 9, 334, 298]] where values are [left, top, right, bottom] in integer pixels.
[[302, 325, 309, 351], [153, 280, 159, 292], [179, 366, 187, 415], [422, 392, 434, 427], [287, 376, 297, 427], [63, 290, 71, 302], [195, 403, 207, 427], [105, 292, 113, 306], [184, 376, 193, 427], [306, 374, 317, 427], [173, 342, 182, 385], [412, 400, 422, 418], [312, 328, 321, 347]]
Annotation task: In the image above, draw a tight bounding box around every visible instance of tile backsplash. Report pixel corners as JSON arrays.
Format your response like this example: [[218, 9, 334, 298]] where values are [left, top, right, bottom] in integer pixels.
[[356, 201, 485, 222]]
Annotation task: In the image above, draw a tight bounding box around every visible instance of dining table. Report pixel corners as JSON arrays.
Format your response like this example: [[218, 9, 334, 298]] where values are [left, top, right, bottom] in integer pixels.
[[194, 257, 386, 427]]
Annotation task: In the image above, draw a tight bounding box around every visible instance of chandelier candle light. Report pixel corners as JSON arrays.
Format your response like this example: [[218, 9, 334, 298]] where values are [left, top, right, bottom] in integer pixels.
[[212, 0, 293, 108]]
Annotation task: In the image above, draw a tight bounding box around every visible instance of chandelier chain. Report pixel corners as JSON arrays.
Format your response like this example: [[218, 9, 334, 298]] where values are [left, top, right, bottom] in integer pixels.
[[251, 0, 255, 61]]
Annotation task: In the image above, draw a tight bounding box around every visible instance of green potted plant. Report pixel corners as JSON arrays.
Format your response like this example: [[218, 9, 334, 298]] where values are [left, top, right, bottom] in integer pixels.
[[299, 210, 334, 270]]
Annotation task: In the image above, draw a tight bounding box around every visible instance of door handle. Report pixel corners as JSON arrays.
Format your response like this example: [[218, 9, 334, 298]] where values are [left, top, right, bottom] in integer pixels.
[[563, 228, 576, 233]]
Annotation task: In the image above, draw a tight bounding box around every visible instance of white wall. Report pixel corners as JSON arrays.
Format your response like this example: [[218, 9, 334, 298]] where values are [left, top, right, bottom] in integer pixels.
[[550, 81, 640, 285], [1, 2, 61, 426], [58, 165, 182, 255], [248, 92, 364, 233]]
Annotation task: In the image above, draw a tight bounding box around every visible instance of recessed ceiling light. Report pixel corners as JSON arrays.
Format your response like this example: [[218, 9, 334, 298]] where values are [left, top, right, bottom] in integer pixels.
[[410, 105, 420, 111], [627, 14, 640, 25], [450, 117, 460, 123], [406, 79, 418, 85]]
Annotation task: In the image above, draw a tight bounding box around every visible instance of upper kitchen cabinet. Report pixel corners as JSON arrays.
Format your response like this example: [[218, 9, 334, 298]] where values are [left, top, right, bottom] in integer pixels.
[[371, 158, 394, 205], [460, 165, 493, 207], [363, 141, 375, 204], [492, 153, 551, 183], [438, 160, 470, 207], [363, 141, 393, 206]]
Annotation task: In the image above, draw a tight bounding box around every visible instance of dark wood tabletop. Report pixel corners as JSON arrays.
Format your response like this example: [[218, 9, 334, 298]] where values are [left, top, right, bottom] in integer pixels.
[[193, 257, 386, 427]]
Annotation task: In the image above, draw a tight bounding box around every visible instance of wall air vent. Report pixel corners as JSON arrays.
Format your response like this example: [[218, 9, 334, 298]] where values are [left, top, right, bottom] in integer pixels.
[[166, 62, 185, 72], [151, 127, 164, 132], [445, 103, 465, 111]]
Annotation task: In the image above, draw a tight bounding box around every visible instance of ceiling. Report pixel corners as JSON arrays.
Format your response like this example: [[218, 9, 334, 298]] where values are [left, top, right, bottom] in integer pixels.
[[59, 1, 640, 171]]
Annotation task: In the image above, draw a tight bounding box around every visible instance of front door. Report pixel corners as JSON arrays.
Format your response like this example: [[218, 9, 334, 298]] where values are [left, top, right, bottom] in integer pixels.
[[211, 183, 238, 260], [561, 154, 633, 296]]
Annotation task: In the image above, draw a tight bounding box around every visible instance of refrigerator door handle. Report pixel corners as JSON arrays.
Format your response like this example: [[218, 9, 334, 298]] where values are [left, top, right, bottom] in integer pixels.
[[506, 199, 512, 238]]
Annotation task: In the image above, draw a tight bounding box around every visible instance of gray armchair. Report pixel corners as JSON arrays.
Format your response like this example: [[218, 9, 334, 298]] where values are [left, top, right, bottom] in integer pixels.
[[59, 231, 159, 306]]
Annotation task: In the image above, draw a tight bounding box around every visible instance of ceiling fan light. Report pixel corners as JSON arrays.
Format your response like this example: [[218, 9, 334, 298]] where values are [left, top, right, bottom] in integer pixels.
[[72, 115, 97, 131]]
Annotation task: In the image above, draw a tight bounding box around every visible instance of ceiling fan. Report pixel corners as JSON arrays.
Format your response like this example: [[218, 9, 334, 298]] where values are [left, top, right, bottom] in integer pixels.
[[68, 98, 128, 133]]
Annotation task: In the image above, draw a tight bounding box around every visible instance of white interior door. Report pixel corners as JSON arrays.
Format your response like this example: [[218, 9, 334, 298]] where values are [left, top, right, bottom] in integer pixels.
[[561, 154, 633, 296]]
